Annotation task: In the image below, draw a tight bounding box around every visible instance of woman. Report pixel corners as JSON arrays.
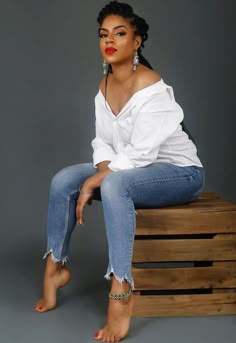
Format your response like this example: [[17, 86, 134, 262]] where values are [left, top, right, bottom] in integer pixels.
[[35, 1, 205, 342]]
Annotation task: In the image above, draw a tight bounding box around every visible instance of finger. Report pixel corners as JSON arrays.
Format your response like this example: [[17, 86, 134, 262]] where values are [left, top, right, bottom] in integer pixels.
[[76, 202, 83, 225], [77, 203, 85, 225], [76, 193, 92, 225]]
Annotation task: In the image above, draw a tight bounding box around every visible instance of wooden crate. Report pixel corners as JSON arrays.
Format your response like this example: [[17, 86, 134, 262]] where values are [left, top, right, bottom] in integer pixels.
[[132, 193, 236, 317]]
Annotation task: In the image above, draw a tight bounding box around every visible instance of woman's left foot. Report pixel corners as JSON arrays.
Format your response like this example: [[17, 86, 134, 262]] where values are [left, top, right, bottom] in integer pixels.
[[94, 282, 134, 342]]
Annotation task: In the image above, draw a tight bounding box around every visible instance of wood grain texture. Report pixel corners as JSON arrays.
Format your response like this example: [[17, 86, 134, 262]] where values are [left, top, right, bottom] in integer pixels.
[[135, 211, 236, 235], [135, 193, 236, 235], [132, 235, 236, 262], [132, 262, 236, 290], [132, 293, 236, 317]]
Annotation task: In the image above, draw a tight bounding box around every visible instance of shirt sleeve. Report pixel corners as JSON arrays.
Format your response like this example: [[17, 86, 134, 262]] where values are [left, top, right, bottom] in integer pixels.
[[91, 119, 117, 167], [108, 91, 184, 171]]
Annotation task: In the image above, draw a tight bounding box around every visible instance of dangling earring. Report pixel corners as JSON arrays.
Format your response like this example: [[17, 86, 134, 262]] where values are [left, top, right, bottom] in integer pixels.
[[133, 50, 139, 71], [103, 60, 107, 75]]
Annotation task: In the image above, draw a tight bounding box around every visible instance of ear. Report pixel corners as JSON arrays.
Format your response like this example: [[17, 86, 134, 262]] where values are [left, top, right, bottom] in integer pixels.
[[134, 35, 142, 50]]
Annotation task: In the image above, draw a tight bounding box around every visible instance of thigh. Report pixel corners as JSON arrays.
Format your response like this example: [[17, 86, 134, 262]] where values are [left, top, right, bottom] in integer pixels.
[[103, 163, 204, 208]]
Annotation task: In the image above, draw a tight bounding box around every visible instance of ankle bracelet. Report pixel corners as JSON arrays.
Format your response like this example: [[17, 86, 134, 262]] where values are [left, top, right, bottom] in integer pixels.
[[109, 288, 132, 300]]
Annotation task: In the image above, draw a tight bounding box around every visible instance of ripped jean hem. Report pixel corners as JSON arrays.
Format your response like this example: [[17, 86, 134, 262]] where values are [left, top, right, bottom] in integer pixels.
[[104, 267, 135, 291], [43, 249, 69, 265]]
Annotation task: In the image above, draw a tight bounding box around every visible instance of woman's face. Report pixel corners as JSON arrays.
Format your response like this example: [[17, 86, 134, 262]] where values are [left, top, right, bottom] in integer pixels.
[[99, 15, 141, 66]]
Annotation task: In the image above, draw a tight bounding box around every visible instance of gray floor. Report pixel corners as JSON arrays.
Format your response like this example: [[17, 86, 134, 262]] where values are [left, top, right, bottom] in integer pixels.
[[1, 248, 235, 343]]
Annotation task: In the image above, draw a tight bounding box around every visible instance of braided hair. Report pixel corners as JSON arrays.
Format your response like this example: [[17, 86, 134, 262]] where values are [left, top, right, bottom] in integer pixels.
[[97, 1, 153, 71]]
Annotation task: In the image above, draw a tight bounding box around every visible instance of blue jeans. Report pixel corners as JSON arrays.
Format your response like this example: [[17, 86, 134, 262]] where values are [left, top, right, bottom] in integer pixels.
[[44, 162, 205, 288]]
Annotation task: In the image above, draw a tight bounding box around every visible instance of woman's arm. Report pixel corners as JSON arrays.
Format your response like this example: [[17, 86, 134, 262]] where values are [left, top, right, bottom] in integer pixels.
[[83, 163, 112, 190], [96, 160, 111, 172]]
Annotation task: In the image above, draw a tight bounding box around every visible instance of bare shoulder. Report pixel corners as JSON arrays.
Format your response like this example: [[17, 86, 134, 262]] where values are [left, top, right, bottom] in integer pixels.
[[135, 66, 161, 92]]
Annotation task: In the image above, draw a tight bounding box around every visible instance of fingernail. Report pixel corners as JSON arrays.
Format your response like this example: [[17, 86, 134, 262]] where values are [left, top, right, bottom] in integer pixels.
[[94, 332, 99, 338]]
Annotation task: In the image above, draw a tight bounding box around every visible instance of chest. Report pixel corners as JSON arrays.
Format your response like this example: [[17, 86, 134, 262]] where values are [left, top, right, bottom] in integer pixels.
[[96, 91, 140, 145], [106, 89, 134, 116]]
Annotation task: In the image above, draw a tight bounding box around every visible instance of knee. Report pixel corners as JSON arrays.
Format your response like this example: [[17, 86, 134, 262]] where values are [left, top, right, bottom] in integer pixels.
[[101, 172, 127, 199], [50, 166, 74, 195]]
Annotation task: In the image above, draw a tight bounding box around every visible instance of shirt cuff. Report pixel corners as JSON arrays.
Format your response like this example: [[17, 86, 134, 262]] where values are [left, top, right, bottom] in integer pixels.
[[93, 148, 116, 167], [108, 152, 135, 171]]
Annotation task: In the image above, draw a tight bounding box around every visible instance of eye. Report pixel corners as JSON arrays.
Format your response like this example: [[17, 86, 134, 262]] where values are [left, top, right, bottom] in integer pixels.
[[99, 33, 107, 39], [115, 31, 126, 36]]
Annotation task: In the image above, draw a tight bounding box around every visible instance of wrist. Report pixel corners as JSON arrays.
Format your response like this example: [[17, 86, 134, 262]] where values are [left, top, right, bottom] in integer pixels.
[[79, 186, 93, 195]]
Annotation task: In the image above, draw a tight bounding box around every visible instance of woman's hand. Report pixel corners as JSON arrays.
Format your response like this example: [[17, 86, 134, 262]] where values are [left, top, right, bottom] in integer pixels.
[[76, 185, 94, 225], [76, 167, 112, 225]]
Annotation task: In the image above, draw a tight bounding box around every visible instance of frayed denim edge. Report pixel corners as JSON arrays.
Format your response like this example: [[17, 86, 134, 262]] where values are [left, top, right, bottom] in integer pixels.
[[104, 267, 135, 291], [43, 249, 69, 265]]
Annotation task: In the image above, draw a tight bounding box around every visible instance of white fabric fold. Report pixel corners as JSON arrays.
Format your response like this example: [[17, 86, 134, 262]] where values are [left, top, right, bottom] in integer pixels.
[[91, 79, 202, 171]]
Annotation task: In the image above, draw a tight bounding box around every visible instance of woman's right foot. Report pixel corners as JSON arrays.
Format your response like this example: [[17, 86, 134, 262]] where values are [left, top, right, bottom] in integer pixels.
[[35, 256, 71, 312]]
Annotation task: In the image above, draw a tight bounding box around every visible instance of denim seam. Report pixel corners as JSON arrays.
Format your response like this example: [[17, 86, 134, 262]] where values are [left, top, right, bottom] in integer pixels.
[[126, 194, 136, 289], [58, 188, 79, 263]]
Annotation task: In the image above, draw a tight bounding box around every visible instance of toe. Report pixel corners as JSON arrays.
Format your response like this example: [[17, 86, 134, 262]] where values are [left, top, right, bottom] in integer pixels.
[[102, 330, 111, 342], [93, 331, 102, 340], [35, 304, 45, 312], [34, 302, 43, 311], [35, 299, 42, 308], [93, 332, 98, 340], [36, 308, 42, 312]]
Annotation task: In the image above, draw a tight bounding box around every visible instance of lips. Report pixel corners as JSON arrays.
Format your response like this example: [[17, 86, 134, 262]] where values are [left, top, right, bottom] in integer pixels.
[[105, 47, 117, 55]]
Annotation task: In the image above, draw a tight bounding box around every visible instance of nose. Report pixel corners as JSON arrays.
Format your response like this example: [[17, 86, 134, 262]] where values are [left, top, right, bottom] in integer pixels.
[[105, 33, 114, 44]]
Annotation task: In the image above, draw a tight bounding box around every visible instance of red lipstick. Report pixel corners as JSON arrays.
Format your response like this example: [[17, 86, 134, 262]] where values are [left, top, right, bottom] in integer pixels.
[[105, 47, 117, 55]]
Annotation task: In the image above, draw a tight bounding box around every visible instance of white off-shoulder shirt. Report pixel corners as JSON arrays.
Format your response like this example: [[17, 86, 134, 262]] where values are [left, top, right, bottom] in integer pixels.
[[91, 78, 203, 172]]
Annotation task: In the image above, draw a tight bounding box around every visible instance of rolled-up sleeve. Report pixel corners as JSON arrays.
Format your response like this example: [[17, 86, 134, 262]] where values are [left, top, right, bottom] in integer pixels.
[[108, 94, 184, 171]]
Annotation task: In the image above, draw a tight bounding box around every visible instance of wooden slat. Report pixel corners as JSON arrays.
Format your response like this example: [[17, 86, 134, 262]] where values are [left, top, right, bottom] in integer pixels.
[[132, 293, 236, 317], [196, 192, 219, 200], [136, 198, 236, 214], [213, 233, 236, 240], [213, 289, 236, 294], [133, 236, 236, 262], [132, 262, 236, 290], [135, 210, 236, 235]]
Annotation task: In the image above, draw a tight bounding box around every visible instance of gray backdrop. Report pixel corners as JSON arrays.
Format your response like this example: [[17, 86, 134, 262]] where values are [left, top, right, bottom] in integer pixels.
[[0, 1, 235, 343]]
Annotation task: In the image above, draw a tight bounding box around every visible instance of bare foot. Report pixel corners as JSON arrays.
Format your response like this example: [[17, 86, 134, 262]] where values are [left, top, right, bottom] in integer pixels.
[[35, 256, 71, 312], [94, 279, 134, 342]]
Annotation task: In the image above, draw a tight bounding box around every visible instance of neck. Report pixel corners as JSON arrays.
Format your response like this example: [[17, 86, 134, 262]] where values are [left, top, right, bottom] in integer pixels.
[[110, 61, 136, 83]]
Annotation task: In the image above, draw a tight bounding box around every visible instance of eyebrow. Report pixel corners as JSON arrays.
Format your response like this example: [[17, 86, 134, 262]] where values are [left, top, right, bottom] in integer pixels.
[[99, 25, 128, 32]]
